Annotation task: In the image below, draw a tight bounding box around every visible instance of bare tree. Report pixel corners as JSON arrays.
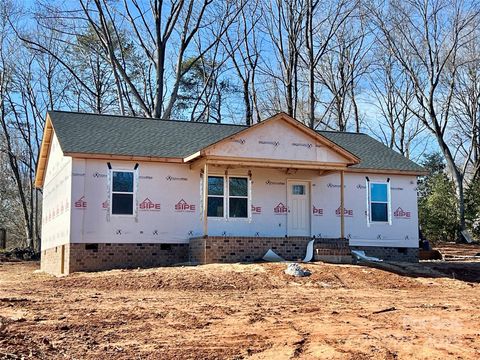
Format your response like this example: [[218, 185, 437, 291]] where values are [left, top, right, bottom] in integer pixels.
[[303, 0, 356, 128], [1, 1, 70, 249], [315, 9, 370, 132], [369, 53, 426, 158], [261, 0, 305, 117], [0, 2, 35, 248], [223, 0, 262, 125], [450, 25, 480, 181], [369, 0, 480, 232]]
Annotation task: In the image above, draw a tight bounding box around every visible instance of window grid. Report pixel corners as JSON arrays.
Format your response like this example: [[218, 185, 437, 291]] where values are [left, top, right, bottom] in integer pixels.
[[207, 176, 225, 218], [111, 170, 135, 216], [229, 177, 248, 218], [369, 182, 389, 223], [207, 175, 249, 219]]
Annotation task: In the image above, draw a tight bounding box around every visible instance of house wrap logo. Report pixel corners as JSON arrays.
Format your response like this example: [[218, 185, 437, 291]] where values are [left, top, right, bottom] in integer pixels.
[[232, 138, 246, 144], [175, 199, 196, 212], [274, 202, 287, 215], [165, 175, 188, 181], [92, 172, 107, 178], [266, 180, 285, 186], [74, 196, 87, 209], [335, 206, 353, 217], [251, 205, 262, 214], [394, 207, 411, 219], [292, 142, 312, 148], [327, 183, 345, 188], [312, 206, 324, 216], [259, 140, 279, 147], [139, 198, 161, 211], [356, 184, 366, 189]]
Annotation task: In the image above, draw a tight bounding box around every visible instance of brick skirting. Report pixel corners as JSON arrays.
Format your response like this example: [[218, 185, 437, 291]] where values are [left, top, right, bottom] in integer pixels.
[[40, 239, 418, 275], [314, 238, 350, 256], [350, 245, 419, 262], [41, 243, 189, 275], [41, 244, 70, 275], [189, 236, 312, 264]]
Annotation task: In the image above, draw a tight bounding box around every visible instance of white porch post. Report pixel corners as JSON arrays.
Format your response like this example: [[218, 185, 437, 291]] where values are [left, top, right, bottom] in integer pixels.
[[340, 170, 345, 239]]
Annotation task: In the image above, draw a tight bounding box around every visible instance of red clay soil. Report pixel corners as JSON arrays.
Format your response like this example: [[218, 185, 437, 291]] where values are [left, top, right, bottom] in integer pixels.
[[434, 242, 480, 257], [1, 260, 480, 359]]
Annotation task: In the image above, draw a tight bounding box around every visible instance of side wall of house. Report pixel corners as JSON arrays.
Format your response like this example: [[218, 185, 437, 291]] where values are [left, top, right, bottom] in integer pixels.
[[40, 133, 72, 275]]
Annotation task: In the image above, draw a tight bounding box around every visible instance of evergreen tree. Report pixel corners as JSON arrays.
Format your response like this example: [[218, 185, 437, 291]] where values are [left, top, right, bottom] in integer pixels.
[[465, 179, 480, 238], [418, 153, 458, 242]]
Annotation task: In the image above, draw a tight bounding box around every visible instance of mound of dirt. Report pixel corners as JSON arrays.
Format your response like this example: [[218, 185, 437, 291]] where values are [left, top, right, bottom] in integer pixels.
[[48, 263, 286, 292]]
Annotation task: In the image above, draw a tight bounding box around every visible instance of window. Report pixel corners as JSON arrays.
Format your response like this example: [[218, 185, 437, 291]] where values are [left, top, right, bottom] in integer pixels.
[[207, 176, 224, 217], [229, 177, 248, 218], [369, 183, 389, 222], [292, 184, 305, 195], [207, 175, 249, 218], [112, 171, 134, 215]]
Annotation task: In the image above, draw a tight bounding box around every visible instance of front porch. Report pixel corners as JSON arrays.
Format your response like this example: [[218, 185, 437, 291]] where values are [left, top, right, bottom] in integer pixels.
[[189, 236, 350, 264]]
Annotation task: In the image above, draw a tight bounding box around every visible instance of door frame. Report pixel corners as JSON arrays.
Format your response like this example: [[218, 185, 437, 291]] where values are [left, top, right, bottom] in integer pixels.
[[286, 179, 312, 237]]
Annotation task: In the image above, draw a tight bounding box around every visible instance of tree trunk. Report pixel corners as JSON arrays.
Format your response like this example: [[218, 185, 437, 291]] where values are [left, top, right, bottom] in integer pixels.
[[434, 126, 466, 237], [243, 78, 252, 126]]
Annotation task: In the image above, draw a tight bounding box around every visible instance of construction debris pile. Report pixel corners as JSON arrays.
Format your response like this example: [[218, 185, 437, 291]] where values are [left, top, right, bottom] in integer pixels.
[[284, 263, 311, 277]]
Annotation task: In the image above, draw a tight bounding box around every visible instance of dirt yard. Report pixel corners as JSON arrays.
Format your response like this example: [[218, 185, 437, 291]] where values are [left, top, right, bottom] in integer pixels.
[[1, 256, 480, 359]]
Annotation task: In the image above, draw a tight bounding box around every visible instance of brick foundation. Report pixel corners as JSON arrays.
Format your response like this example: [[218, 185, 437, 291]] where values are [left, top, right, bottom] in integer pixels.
[[350, 246, 419, 262], [189, 236, 312, 264], [41, 244, 70, 276], [41, 239, 419, 275], [41, 243, 189, 275], [314, 238, 352, 263]]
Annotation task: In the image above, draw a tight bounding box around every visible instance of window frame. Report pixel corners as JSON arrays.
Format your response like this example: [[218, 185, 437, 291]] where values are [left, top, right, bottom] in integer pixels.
[[228, 176, 249, 219], [368, 181, 391, 224], [110, 170, 136, 217], [206, 175, 250, 220], [207, 175, 225, 218]]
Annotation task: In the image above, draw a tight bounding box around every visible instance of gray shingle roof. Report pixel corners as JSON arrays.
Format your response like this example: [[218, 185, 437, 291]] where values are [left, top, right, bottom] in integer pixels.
[[49, 111, 246, 158], [318, 131, 425, 172], [48, 111, 424, 173]]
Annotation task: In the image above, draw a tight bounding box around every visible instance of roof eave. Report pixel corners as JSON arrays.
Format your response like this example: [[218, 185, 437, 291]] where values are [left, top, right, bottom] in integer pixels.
[[34, 113, 54, 189], [63, 152, 184, 163], [345, 167, 428, 176]]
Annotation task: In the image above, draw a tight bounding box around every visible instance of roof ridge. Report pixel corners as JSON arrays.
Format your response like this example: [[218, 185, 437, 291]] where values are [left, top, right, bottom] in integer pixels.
[[48, 110, 248, 128], [317, 129, 367, 135]]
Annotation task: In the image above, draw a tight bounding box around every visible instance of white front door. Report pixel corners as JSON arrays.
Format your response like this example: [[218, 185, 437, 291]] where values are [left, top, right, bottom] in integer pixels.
[[287, 181, 310, 236]]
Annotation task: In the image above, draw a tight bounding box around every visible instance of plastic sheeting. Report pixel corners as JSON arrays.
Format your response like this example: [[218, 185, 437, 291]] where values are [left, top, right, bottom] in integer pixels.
[[302, 239, 315, 262], [262, 249, 285, 262]]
